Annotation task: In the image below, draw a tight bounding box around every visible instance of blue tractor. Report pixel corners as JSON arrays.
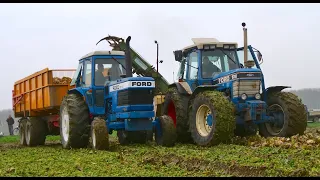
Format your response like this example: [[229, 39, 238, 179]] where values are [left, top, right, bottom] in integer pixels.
[[59, 36, 176, 150], [162, 23, 307, 146]]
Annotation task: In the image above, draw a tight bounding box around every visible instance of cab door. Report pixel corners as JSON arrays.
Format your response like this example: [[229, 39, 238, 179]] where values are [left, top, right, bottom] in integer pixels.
[[91, 57, 106, 115], [81, 58, 95, 113], [186, 50, 199, 91]]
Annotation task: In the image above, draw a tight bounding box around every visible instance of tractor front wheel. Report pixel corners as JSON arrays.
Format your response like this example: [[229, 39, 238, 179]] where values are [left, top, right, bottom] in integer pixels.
[[90, 117, 109, 150], [155, 115, 177, 147], [259, 92, 307, 137], [189, 91, 236, 146]]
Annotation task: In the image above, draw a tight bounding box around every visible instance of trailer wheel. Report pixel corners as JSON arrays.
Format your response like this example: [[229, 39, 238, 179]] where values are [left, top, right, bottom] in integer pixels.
[[162, 87, 192, 143], [189, 91, 236, 146], [90, 117, 109, 150], [155, 115, 177, 147], [25, 117, 47, 146], [60, 93, 90, 149], [259, 92, 307, 137], [19, 118, 27, 146]]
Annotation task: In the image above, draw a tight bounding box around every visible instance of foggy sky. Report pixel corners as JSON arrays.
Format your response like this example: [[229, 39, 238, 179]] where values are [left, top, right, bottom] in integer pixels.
[[0, 3, 319, 109]]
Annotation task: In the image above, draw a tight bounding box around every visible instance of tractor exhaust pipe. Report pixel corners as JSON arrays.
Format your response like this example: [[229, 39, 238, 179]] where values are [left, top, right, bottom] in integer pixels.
[[242, 22, 248, 68], [125, 36, 132, 77]]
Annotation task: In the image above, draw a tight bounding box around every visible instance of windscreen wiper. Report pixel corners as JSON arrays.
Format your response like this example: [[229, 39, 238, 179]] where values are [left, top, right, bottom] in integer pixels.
[[111, 56, 126, 70], [220, 49, 237, 65]]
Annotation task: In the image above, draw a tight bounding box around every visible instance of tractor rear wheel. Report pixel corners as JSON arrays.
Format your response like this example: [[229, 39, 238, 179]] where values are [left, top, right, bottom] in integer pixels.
[[25, 117, 47, 146], [155, 115, 177, 147], [60, 93, 90, 149], [162, 87, 192, 143], [90, 117, 109, 150], [19, 118, 28, 146], [259, 92, 307, 137], [189, 91, 236, 146]]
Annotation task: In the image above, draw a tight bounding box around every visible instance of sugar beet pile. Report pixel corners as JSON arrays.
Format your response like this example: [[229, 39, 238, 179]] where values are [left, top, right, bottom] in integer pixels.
[[52, 77, 72, 85], [232, 128, 320, 149]]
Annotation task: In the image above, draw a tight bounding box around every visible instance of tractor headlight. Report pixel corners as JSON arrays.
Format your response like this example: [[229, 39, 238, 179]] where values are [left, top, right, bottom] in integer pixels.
[[255, 93, 261, 100], [241, 93, 247, 100], [224, 45, 230, 49]]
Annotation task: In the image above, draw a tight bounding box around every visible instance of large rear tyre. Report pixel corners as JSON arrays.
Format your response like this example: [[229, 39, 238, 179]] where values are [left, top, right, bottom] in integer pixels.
[[60, 93, 90, 149], [155, 115, 177, 147], [90, 117, 109, 150], [189, 91, 236, 146], [19, 118, 27, 146], [259, 92, 307, 137], [25, 117, 47, 146], [162, 87, 192, 143]]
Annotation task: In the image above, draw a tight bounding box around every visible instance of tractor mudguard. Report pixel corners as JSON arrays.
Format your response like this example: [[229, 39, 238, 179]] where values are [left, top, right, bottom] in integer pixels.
[[68, 88, 85, 97], [168, 82, 192, 95], [262, 86, 291, 100], [190, 85, 220, 100]]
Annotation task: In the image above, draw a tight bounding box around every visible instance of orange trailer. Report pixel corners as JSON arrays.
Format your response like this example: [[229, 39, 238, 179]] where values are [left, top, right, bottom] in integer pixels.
[[12, 68, 76, 117], [12, 68, 76, 137]]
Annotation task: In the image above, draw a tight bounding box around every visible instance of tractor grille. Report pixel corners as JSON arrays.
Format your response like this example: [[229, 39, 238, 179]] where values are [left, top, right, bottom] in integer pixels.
[[232, 80, 261, 98], [117, 88, 154, 106]]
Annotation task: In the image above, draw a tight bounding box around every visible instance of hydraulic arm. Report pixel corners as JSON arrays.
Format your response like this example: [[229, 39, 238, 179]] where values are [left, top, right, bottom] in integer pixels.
[[96, 35, 169, 95]]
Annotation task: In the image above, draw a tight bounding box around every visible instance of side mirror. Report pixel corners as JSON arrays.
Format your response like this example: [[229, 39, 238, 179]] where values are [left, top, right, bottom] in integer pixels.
[[173, 50, 183, 62], [257, 51, 263, 65]]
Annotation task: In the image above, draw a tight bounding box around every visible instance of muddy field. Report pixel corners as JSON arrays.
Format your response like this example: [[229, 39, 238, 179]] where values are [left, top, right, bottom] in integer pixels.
[[1, 123, 320, 177]]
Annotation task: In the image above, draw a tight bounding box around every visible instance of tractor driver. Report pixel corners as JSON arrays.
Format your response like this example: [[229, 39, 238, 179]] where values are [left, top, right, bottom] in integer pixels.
[[95, 63, 106, 86], [202, 56, 221, 78]]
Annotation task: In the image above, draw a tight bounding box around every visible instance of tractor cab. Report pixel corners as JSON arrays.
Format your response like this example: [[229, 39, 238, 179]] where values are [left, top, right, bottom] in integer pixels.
[[71, 50, 126, 88], [174, 38, 263, 84], [70, 50, 127, 115], [173, 38, 265, 102]]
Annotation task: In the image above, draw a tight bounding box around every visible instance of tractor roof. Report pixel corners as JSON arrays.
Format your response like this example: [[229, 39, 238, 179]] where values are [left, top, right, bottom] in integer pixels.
[[80, 50, 125, 59], [182, 38, 238, 51]]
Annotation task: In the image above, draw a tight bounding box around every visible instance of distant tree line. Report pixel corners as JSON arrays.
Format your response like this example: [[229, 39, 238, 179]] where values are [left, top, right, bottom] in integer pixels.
[[289, 88, 320, 110]]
